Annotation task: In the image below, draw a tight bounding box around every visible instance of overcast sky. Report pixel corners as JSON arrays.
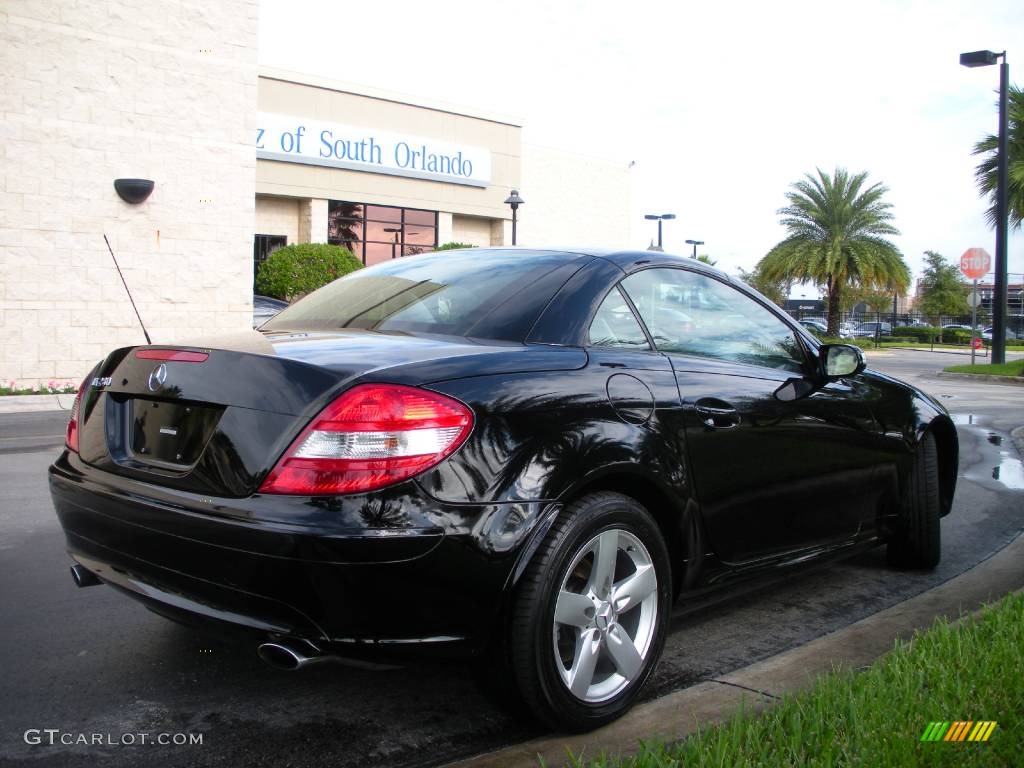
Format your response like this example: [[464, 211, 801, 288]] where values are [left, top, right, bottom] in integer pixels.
[[259, 0, 1022, 292]]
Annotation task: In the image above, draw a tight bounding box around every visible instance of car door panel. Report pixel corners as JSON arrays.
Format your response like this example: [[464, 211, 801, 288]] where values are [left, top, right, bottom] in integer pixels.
[[619, 266, 888, 565], [672, 359, 883, 563]]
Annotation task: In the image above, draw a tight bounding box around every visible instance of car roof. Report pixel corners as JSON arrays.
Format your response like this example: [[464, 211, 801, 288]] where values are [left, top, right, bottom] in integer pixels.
[[477, 247, 734, 281]]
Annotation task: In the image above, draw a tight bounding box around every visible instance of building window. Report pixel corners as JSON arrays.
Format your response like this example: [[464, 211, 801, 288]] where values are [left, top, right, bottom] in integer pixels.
[[253, 234, 287, 290], [327, 201, 438, 266]]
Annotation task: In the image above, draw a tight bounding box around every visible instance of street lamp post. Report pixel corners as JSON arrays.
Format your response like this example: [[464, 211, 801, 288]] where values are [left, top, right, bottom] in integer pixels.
[[960, 48, 1009, 364], [503, 189, 525, 245], [644, 214, 675, 249], [685, 239, 704, 260]]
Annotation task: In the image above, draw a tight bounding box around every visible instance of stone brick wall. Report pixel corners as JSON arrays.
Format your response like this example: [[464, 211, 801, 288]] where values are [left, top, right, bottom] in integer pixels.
[[0, 0, 258, 387]]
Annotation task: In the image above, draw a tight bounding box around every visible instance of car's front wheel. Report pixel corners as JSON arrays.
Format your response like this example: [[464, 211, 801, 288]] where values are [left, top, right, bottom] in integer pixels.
[[510, 492, 672, 732], [887, 431, 941, 569]]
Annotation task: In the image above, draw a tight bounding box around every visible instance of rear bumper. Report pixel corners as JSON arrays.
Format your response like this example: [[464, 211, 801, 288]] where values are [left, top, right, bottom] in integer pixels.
[[49, 451, 536, 658]]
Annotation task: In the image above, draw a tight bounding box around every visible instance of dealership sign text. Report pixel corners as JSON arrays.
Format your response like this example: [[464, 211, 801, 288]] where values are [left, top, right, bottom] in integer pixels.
[[256, 112, 491, 187]]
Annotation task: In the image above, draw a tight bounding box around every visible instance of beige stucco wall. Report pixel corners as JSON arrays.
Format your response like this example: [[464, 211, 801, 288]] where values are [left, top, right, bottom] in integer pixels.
[[256, 70, 521, 222], [0, 1, 258, 387], [519, 144, 633, 249], [255, 195, 300, 244], [451, 215, 495, 247]]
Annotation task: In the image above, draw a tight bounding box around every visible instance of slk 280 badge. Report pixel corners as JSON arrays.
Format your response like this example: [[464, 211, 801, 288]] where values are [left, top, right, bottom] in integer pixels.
[[90, 377, 112, 388]]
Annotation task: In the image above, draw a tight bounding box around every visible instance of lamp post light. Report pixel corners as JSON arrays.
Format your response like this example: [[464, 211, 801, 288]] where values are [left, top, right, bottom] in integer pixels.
[[960, 48, 1009, 364], [383, 227, 401, 260], [644, 213, 675, 249], [503, 189, 525, 245], [685, 239, 704, 260], [384, 227, 418, 259]]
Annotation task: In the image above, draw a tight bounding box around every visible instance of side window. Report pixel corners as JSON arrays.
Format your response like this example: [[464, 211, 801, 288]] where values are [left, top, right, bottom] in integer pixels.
[[621, 268, 807, 373], [587, 287, 650, 350]]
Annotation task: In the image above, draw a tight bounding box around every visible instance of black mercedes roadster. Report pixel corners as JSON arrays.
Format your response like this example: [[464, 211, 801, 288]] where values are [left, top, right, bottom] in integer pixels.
[[50, 247, 957, 731]]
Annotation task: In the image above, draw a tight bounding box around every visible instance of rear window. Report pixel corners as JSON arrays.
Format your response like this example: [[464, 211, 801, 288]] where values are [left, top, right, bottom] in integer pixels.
[[261, 249, 579, 340]]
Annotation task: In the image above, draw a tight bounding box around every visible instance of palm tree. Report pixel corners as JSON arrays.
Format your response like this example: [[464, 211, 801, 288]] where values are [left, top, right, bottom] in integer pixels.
[[973, 84, 1024, 230], [757, 167, 910, 336]]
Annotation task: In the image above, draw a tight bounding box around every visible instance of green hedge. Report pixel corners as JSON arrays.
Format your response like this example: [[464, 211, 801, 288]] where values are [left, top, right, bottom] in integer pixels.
[[434, 242, 478, 251], [941, 328, 974, 344], [878, 336, 917, 344], [893, 326, 940, 342], [821, 337, 875, 349], [255, 243, 362, 301]]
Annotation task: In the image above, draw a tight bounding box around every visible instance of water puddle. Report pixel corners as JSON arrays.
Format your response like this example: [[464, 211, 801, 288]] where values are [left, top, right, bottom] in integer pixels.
[[991, 456, 1024, 490]]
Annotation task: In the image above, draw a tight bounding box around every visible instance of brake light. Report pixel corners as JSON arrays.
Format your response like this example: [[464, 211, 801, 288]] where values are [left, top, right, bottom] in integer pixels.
[[65, 378, 87, 453], [259, 384, 474, 495], [135, 349, 209, 362]]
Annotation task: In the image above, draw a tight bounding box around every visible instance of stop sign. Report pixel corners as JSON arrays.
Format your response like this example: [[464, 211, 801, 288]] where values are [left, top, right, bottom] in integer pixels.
[[960, 248, 991, 280]]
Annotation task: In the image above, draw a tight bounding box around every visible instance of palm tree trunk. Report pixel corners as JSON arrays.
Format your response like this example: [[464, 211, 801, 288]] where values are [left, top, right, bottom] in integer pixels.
[[827, 279, 841, 337]]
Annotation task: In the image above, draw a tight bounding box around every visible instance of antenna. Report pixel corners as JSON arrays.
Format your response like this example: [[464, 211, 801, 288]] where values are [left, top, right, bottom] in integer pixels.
[[103, 234, 152, 345]]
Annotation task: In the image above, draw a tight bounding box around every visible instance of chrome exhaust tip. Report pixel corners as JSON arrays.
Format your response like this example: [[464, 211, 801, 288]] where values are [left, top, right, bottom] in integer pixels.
[[70, 563, 101, 588], [257, 641, 326, 671]]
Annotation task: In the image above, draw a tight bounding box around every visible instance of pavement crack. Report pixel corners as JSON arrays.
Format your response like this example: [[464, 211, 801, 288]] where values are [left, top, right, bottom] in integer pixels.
[[710, 679, 780, 700]]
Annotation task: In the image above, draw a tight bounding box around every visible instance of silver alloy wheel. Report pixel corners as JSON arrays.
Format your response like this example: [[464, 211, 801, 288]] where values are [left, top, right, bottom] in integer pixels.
[[552, 528, 659, 703]]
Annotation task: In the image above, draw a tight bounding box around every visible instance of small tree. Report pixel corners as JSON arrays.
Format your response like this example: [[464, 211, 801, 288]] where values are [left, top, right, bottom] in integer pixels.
[[917, 250, 969, 320], [696, 254, 718, 266], [255, 243, 362, 301], [861, 290, 895, 314]]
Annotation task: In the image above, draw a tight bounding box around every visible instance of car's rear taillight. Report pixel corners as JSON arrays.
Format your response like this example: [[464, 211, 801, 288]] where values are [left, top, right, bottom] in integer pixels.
[[259, 384, 474, 495], [65, 378, 87, 453]]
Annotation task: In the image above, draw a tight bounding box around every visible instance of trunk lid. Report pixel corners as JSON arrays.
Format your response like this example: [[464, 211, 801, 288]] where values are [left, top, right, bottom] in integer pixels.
[[75, 329, 585, 497]]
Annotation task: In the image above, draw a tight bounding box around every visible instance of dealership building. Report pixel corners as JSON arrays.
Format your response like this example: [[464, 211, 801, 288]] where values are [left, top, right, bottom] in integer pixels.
[[0, 1, 632, 387]]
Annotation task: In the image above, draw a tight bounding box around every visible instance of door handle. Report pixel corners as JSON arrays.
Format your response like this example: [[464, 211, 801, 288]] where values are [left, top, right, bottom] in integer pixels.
[[694, 398, 740, 429]]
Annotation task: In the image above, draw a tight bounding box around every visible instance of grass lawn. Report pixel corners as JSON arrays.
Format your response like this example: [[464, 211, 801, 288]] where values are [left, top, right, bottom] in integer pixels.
[[572, 592, 1023, 768], [943, 361, 1024, 376]]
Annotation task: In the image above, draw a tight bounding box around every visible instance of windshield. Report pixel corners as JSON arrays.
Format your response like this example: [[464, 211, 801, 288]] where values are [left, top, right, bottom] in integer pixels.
[[261, 248, 580, 340]]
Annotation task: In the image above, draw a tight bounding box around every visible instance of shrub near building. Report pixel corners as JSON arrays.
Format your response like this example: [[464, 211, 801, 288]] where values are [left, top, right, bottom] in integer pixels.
[[255, 244, 363, 301]]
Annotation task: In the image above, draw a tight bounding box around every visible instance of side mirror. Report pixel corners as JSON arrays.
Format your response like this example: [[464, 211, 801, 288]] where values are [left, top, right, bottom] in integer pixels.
[[820, 344, 866, 379], [774, 377, 817, 402]]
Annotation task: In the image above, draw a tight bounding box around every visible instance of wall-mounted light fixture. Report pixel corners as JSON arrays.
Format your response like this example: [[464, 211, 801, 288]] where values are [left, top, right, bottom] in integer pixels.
[[114, 178, 155, 204]]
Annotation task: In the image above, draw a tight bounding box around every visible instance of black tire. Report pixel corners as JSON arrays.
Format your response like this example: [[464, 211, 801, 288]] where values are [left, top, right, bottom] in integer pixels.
[[887, 431, 941, 570], [509, 492, 672, 732]]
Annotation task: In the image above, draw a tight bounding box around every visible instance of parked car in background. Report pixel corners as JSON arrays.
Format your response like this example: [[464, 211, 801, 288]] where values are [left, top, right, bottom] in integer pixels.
[[941, 324, 972, 331], [50, 248, 958, 732], [800, 319, 829, 336], [982, 326, 1022, 341], [253, 295, 289, 328], [852, 321, 892, 338], [799, 319, 851, 338]]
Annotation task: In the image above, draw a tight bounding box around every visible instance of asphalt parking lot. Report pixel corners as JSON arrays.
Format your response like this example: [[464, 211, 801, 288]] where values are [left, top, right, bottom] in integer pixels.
[[1, 349, 1022, 768]]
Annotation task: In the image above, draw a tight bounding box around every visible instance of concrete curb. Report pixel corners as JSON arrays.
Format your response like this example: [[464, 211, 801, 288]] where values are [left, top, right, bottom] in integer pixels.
[[0, 393, 75, 414], [934, 372, 1024, 386], [449, 532, 1024, 768]]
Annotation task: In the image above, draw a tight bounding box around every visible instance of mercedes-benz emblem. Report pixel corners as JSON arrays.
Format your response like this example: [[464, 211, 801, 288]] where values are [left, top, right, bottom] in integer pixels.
[[147, 363, 168, 391]]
